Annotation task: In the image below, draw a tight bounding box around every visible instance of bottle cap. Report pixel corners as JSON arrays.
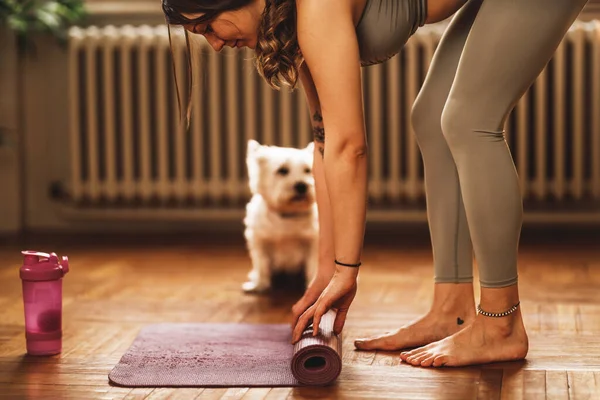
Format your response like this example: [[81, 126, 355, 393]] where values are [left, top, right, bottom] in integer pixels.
[[20, 251, 69, 282]]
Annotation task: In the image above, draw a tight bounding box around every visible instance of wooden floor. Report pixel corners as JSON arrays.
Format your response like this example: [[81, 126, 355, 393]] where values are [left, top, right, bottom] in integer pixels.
[[1, 231, 600, 399]]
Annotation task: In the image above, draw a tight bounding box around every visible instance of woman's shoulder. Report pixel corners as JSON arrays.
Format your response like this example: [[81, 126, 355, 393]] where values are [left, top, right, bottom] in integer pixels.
[[295, 0, 366, 28]]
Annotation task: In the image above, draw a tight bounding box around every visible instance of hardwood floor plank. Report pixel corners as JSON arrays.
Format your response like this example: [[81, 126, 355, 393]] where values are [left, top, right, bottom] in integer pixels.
[[522, 370, 545, 400], [219, 387, 250, 399], [545, 370, 569, 400], [262, 388, 293, 400], [239, 388, 272, 400], [195, 388, 231, 400], [0, 384, 118, 399], [477, 369, 503, 400], [102, 384, 134, 400], [500, 368, 524, 400], [123, 388, 154, 399], [567, 371, 599, 400]]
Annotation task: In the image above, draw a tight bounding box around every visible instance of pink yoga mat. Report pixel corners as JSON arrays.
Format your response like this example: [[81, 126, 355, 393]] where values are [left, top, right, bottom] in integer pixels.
[[108, 310, 342, 387]]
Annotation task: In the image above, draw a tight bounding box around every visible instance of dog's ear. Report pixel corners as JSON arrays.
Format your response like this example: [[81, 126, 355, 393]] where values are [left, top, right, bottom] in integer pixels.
[[304, 141, 315, 153], [246, 139, 266, 194], [247, 139, 269, 163], [247, 139, 261, 157]]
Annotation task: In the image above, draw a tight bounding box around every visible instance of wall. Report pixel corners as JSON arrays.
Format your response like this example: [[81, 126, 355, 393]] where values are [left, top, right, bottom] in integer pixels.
[[0, 29, 22, 234], [17, 4, 226, 234]]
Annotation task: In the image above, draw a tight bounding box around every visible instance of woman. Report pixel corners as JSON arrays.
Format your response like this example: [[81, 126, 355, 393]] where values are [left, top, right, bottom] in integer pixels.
[[162, 0, 588, 367]]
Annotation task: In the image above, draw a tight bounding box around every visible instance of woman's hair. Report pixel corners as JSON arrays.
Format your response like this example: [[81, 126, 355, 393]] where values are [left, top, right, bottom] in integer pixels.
[[254, 0, 301, 90], [161, 0, 302, 128]]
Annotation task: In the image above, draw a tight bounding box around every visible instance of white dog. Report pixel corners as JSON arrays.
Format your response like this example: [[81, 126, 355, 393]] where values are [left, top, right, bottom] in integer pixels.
[[242, 139, 319, 293]]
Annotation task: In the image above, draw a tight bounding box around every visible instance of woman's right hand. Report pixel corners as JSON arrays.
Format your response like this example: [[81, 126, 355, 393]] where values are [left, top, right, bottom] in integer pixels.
[[290, 270, 333, 330], [291, 266, 358, 343]]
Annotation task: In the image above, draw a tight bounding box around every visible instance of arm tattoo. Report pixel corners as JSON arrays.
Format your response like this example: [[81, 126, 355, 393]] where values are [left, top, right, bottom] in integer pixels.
[[312, 110, 325, 158], [312, 111, 323, 123], [313, 126, 325, 143]]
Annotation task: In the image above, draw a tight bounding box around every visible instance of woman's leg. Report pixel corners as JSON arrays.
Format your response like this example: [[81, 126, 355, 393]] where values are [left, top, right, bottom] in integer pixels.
[[401, 0, 588, 367], [354, 0, 483, 351]]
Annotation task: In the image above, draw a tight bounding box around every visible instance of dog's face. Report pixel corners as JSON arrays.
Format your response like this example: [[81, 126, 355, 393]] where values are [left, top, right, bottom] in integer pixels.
[[246, 139, 315, 213]]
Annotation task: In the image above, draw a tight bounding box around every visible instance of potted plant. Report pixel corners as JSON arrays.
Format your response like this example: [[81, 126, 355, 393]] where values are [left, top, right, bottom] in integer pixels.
[[0, 0, 86, 53]]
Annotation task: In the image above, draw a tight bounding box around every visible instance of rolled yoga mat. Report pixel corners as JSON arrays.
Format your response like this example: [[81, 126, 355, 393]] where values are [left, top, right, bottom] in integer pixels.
[[108, 310, 342, 387]]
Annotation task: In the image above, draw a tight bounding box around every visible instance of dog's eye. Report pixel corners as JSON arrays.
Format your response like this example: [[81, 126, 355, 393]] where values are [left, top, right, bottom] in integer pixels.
[[305, 168, 311, 174], [276, 167, 289, 176]]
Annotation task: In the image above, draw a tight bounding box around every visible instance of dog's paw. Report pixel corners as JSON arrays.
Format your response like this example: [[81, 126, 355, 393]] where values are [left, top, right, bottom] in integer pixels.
[[242, 280, 270, 294]]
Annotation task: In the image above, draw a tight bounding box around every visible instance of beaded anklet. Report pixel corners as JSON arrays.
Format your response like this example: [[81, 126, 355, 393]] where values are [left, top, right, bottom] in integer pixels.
[[477, 301, 520, 317]]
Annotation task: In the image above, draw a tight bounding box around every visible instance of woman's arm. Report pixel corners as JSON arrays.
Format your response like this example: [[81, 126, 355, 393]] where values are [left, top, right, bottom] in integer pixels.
[[297, 0, 367, 268], [299, 62, 336, 275], [290, 63, 337, 324], [291, 0, 368, 341]]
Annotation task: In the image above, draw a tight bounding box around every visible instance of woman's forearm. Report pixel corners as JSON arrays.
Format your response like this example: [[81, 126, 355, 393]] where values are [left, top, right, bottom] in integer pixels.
[[300, 63, 337, 278], [311, 111, 336, 278], [323, 138, 368, 266], [299, 61, 366, 273]]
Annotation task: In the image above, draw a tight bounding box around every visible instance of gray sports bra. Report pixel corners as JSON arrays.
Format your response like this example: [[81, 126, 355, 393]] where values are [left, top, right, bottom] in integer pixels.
[[356, 0, 428, 66]]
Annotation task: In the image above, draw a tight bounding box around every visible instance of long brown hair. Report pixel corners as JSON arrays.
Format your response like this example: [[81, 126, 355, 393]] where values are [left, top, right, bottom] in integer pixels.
[[161, 0, 301, 128]]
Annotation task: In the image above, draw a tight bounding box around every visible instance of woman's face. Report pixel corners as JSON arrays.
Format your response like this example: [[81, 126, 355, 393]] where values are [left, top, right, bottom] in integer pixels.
[[182, 0, 264, 51]]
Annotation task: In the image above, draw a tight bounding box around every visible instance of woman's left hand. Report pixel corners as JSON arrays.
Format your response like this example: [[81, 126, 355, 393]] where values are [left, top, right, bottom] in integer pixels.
[[291, 267, 358, 344]]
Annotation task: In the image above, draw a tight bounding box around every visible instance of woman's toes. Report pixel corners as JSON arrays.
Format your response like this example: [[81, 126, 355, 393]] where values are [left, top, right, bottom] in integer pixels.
[[411, 352, 431, 366], [402, 348, 421, 361], [405, 349, 426, 365], [420, 355, 436, 367], [432, 354, 450, 367]]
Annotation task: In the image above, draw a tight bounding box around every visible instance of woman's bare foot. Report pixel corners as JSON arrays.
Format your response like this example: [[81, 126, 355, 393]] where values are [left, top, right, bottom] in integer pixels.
[[400, 285, 529, 367], [354, 283, 476, 351]]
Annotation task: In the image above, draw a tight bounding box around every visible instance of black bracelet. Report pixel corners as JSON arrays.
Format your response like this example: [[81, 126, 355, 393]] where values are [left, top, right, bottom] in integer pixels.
[[335, 259, 361, 268]]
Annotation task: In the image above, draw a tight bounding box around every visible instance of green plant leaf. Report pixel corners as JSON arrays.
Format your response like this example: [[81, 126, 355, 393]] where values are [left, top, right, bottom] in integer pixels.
[[36, 8, 61, 30], [2, 0, 85, 51], [7, 14, 28, 33]]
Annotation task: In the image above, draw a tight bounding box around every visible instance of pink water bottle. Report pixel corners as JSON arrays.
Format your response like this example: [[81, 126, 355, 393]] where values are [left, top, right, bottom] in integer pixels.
[[19, 251, 69, 356]]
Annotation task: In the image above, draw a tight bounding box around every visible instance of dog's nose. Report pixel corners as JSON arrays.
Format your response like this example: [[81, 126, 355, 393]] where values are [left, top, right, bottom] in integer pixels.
[[294, 182, 308, 194]]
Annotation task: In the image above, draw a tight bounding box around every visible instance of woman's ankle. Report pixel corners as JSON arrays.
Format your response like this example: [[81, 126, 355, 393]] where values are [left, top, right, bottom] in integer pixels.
[[431, 282, 476, 314], [478, 282, 521, 313]]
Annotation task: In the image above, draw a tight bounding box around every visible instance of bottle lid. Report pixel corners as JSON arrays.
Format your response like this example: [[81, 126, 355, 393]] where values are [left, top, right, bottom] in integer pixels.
[[20, 251, 69, 282]]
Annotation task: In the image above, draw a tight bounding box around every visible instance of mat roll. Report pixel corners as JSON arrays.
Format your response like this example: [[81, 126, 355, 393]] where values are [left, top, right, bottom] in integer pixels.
[[291, 309, 343, 386], [108, 310, 343, 387]]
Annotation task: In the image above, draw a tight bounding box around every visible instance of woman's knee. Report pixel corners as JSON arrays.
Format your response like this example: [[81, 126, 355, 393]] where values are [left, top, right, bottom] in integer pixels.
[[440, 96, 504, 148], [411, 92, 442, 143], [410, 95, 428, 135], [440, 99, 463, 146], [440, 99, 492, 149]]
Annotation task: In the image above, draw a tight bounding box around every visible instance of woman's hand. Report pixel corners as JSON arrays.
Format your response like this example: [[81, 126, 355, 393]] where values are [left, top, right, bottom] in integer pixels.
[[291, 272, 332, 330], [291, 266, 358, 344]]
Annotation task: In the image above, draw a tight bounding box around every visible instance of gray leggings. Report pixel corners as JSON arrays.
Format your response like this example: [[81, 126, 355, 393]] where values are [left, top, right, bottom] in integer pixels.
[[411, 0, 588, 288]]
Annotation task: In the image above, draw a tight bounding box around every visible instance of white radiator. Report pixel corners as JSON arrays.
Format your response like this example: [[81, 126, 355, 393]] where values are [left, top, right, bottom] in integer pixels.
[[66, 20, 600, 223]]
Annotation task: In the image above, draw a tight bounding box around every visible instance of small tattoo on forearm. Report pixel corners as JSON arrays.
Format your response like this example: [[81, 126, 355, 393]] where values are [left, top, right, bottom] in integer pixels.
[[457, 317, 464, 325], [312, 110, 325, 157], [313, 126, 325, 143], [313, 110, 323, 123]]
